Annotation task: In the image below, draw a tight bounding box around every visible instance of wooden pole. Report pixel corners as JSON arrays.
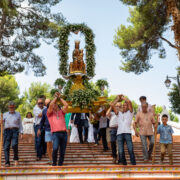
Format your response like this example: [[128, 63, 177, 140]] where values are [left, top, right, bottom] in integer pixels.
[[0, 113, 3, 167], [152, 114, 159, 165]]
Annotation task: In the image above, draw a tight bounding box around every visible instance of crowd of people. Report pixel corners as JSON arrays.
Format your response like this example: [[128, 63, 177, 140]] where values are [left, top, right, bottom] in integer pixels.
[[0, 93, 174, 167]]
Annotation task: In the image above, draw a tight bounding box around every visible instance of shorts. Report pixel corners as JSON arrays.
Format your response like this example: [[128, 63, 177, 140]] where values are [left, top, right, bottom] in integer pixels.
[[45, 131, 53, 142]]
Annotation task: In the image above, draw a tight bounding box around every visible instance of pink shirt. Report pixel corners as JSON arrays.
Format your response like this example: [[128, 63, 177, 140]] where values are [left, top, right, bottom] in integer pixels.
[[47, 110, 66, 133], [135, 112, 155, 136]]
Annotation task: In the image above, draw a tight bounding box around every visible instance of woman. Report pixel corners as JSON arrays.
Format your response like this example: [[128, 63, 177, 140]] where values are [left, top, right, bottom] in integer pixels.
[[22, 112, 34, 143]]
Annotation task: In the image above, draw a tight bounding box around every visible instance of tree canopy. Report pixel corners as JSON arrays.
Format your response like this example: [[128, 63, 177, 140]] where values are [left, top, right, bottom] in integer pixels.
[[17, 82, 52, 118], [168, 83, 180, 114], [0, 74, 20, 112], [0, 0, 65, 76], [114, 0, 180, 74]]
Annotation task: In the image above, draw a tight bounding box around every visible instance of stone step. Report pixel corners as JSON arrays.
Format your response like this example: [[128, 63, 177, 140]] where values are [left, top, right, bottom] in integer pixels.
[[1, 165, 180, 179]]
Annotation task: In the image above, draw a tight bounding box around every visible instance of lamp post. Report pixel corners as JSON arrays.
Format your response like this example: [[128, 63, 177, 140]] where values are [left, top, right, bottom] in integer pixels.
[[164, 74, 180, 96]]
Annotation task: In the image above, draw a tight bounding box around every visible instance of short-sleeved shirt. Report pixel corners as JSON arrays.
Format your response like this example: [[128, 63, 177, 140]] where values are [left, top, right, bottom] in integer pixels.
[[157, 124, 174, 144], [109, 112, 118, 128], [3, 111, 23, 133], [135, 112, 155, 136], [99, 116, 108, 129], [47, 109, 66, 133], [117, 110, 134, 135], [33, 105, 46, 125]]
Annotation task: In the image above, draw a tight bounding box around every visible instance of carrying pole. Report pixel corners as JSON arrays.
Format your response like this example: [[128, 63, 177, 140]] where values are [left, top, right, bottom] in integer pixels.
[[0, 113, 3, 167], [152, 114, 159, 165]]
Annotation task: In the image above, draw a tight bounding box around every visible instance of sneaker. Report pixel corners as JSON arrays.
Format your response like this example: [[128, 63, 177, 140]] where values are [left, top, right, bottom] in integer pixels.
[[159, 161, 163, 165], [112, 157, 117, 164], [5, 163, 10, 167], [36, 157, 41, 161], [14, 161, 18, 167], [47, 160, 53, 165]]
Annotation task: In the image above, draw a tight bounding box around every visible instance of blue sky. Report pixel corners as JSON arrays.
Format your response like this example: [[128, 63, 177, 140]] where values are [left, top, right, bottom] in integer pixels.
[[15, 0, 179, 111]]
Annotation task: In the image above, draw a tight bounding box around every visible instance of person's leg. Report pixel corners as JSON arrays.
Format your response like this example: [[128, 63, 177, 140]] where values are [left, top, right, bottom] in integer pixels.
[[93, 127, 98, 144], [58, 132, 68, 166], [52, 132, 59, 166], [45, 131, 53, 161], [98, 128, 101, 141], [41, 129, 46, 156], [160, 143, 166, 163], [110, 128, 117, 158], [117, 134, 127, 165], [140, 135, 148, 161], [77, 124, 83, 143], [34, 124, 37, 151], [47, 142, 53, 161], [125, 133, 136, 165], [167, 144, 173, 165], [147, 135, 154, 159], [12, 129, 19, 162], [34, 125, 42, 159], [3, 129, 12, 166], [84, 119, 89, 142], [101, 128, 107, 150]]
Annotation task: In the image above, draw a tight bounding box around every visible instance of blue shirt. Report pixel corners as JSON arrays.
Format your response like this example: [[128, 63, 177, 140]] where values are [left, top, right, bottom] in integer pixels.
[[157, 124, 174, 144], [3, 111, 23, 133], [39, 108, 51, 132]]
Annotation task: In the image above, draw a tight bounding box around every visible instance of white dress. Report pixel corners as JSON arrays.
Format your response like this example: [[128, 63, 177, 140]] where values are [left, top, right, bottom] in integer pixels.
[[70, 123, 80, 143], [88, 120, 95, 143], [23, 118, 35, 135]]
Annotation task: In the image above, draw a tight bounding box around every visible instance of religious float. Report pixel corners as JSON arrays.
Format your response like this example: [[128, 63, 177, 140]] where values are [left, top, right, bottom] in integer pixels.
[[51, 24, 109, 113]]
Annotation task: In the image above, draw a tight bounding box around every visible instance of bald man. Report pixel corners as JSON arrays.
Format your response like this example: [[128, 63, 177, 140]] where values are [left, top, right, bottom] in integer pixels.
[[38, 99, 52, 164]]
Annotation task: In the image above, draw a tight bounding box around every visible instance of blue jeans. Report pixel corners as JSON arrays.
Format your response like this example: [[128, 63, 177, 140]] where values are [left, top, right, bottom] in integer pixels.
[[52, 131, 67, 166], [117, 133, 136, 165], [110, 128, 117, 158], [3, 128, 19, 165], [140, 135, 154, 160], [34, 125, 46, 158], [100, 128, 108, 150]]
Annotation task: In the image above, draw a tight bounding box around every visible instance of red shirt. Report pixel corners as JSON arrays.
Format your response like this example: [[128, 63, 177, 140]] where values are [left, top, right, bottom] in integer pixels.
[[47, 110, 66, 133]]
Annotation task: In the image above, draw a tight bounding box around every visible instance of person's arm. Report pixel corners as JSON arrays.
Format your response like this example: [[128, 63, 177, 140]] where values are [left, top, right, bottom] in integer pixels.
[[106, 106, 113, 118], [33, 106, 42, 118], [18, 114, 23, 138], [122, 96, 133, 113], [38, 110, 46, 136], [47, 93, 59, 114], [133, 113, 139, 137], [60, 97, 68, 114], [107, 95, 121, 116]]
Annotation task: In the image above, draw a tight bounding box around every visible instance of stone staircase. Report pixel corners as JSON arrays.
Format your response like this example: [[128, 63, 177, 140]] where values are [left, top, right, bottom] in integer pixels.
[[1, 140, 180, 179]]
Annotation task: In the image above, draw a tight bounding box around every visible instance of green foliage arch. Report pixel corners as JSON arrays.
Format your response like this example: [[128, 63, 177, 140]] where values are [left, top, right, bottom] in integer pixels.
[[59, 23, 96, 77]]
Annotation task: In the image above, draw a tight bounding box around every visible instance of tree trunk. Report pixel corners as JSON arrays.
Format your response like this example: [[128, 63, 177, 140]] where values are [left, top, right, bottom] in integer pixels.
[[0, 12, 6, 44], [166, 0, 180, 59]]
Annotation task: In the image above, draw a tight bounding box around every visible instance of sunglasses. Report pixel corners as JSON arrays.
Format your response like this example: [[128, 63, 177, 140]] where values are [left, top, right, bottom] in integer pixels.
[[38, 102, 44, 105]]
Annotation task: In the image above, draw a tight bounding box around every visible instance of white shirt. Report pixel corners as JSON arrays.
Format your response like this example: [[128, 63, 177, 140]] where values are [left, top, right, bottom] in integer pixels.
[[33, 105, 45, 125], [117, 110, 134, 135], [109, 112, 118, 128], [3, 112, 23, 133], [99, 116, 108, 129], [81, 113, 86, 119]]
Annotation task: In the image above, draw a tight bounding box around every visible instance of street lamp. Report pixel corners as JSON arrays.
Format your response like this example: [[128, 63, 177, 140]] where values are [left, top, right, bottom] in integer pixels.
[[164, 76, 171, 88], [164, 74, 180, 96]]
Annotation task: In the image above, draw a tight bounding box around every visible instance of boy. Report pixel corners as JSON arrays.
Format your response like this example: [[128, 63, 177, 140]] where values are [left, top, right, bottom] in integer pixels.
[[157, 114, 174, 165]]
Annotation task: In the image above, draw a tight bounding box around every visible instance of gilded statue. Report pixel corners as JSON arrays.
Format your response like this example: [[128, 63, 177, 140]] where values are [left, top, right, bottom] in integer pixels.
[[69, 41, 86, 74]]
